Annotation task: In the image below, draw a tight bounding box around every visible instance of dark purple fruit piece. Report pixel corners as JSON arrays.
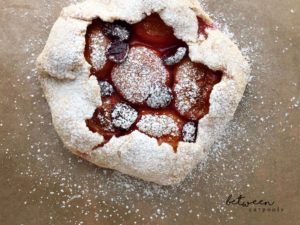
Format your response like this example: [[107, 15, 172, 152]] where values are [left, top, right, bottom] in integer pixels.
[[96, 108, 115, 133], [103, 22, 130, 41], [111, 103, 138, 130], [163, 47, 187, 66], [99, 81, 114, 97], [182, 122, 197, 143], [106, 41, 129, 63], [146, 83, 173, 109]]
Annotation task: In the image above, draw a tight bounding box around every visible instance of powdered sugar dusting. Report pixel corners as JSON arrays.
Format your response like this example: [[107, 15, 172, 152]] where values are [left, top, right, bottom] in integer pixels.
[[97, 101, 115, 133], [174, 60, 204, 117], [111, 103, 138, 130], [163, 47, 187, 66], [89, 31, 108, 70], [103, 22, 130, 41], [112, 46, 169, 104], [1, 0, 299, 224], [137, 115, 179, 137], [182, 122, 197, 142], [146, 83, 173, 109], [99, 81, 114, 97]]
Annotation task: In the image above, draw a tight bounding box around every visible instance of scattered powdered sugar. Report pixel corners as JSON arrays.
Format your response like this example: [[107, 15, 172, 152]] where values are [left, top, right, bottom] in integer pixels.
[[137, 114, 179, 137], [111, 103, 138, 130], [112, 46, 169, 104], [103, 22, 130, 41], [89, 31, 109, 70], [174, 60, 204, 117], [146, 83, 173, 109], [1, 0, 299, 224], [97, 113, 115, 132], [163, 47, 187, 66], [97, 104, 115, 132], [99, 81, 114, 97], [182, 122, 197, 142]]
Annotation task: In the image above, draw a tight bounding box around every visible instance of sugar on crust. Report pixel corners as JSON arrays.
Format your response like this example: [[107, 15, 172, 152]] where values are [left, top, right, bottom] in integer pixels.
[[37, 0, 250, 185]]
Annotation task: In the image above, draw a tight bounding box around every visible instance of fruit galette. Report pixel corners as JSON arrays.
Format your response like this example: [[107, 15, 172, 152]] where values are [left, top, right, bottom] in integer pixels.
[[37, 0, 250, 185]]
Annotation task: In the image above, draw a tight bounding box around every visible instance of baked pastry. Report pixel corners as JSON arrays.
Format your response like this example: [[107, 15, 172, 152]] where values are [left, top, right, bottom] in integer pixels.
[[37, 0, 250, 185]]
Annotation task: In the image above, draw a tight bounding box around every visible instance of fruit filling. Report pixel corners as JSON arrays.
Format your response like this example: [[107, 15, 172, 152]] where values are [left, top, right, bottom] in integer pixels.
[[85, 14, 222, 150], [111, 46, 170, 105]]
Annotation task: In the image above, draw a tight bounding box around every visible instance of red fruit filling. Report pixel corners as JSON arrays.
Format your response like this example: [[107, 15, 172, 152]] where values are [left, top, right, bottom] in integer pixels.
[[173, 59, 222, 120], [132, 14, 179, 46], [84, 15, 221, 150], [111, 46, 171, 105]]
